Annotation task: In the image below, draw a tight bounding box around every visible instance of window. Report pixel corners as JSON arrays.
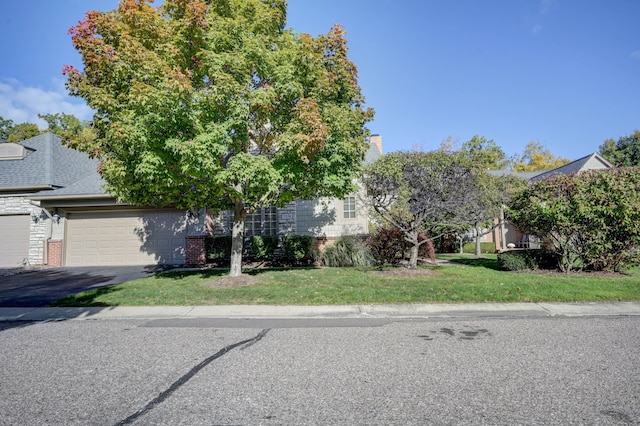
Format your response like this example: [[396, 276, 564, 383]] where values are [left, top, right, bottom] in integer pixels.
[[343, 196, 356, 219], [245, 206, 278, 237]]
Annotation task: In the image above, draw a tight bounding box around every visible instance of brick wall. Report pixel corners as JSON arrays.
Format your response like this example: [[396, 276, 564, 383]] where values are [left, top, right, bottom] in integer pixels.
[[185, 235, 206, 266], [47, 240, 63, 267]]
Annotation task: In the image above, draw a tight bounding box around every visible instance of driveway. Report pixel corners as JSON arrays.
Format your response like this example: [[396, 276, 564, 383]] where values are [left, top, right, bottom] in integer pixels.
[[0, 265, 167, 307]]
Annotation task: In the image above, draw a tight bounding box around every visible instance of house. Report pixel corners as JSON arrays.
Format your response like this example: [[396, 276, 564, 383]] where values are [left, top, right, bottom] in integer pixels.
[[0, 133, 381, 267], [207, 134, 382, 250], [485, 152, 614, 251]]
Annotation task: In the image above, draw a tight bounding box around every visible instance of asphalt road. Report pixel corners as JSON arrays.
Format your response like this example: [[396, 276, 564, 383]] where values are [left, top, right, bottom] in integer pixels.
[[0, 266, 165, 307], [1, 315, 638, 425]]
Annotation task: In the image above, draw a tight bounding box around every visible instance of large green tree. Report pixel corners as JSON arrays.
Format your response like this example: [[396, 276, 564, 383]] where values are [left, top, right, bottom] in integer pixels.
[[65, 0, 373, 276], [363, 151, 477, 269], [599, 130, 640, 166], [461, 135, 507, 170]]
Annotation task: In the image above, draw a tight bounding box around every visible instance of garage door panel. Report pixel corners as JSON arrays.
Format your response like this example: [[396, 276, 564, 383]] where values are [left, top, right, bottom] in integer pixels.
[[0, 215, 31, 267], [65, 210, 187, 266]]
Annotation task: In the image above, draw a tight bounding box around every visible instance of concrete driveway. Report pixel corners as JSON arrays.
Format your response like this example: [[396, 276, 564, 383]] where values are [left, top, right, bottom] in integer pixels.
[[0, 265, 167, 307]]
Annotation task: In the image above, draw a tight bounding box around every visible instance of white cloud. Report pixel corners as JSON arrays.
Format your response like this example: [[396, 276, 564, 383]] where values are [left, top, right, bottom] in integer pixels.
[[532, 24, 543, 35], [631, 50, 640, 60], [0, 78, 93, 128]]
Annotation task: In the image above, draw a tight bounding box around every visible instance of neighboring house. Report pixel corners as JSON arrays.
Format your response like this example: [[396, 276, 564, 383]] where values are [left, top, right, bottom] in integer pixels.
[[485, 152, 614, 251], [0, 133, 381, 267]]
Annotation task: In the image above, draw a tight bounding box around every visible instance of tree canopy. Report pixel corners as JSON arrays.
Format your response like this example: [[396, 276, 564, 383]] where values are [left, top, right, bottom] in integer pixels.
[[65, 0, 373, 276], [0, 113, 86, 142], [508, 168, 640, 272], [599, 130, 640, 167], [363, 150, 477, 268], [460, 135, 507, 170], [511, 141, 570, 172]]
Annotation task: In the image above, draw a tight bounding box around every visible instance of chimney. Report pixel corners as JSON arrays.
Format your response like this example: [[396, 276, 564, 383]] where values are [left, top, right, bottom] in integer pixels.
[[370, 134, 382, 155]]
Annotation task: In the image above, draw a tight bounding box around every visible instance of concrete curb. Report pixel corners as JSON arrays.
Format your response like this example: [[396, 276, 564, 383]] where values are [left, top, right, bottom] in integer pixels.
[[1, 302, 640, 321]]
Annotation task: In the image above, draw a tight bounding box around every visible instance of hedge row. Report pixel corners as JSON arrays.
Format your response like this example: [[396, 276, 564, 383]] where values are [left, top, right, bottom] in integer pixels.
[[205, 235, 314, 262]]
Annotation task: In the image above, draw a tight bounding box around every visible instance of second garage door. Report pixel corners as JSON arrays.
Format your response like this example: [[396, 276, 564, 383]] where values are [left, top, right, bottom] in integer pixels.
[[65, 210, 188, 266], [0, 214, 31, 267]]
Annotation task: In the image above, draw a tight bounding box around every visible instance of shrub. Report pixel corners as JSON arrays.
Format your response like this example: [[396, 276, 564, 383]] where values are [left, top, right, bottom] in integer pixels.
[[366, 227, 405, 265], [463, 242, 497, 254], [250, 235, 279, 260], [282, 235, 314, 261], [498, 249, 559, 271], [205, 236, 232, 261], [366, 227, 435, 265], [322, 236, 375, 267]]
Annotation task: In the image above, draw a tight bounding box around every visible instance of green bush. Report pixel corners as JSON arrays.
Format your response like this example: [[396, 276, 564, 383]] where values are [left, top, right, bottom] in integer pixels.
[[282, 235, 314, 261], [463, 242, 496, 254], [250, 235, 279, 260], [322, 236, 375, 267], [205, 236, 232, 261], [498, 249, 559, 271]]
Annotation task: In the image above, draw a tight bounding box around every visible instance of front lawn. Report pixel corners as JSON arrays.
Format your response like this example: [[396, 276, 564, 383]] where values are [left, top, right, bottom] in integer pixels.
[[50, 255, 640, 307]]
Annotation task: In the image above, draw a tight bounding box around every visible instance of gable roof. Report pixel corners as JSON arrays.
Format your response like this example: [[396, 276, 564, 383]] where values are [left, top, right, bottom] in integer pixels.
[[531, 152, 613, 181], [0, 133, 104, 196]]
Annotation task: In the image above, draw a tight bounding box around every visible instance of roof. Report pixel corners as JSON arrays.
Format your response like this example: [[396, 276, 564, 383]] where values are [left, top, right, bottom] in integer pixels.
[[488, 152, 614, 182], [487, 170, 541, 180], [0, 133, 105, 196], [531, 152, 614, 181]]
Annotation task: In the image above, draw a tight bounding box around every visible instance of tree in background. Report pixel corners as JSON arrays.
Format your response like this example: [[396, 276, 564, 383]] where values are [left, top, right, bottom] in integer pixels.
[[508, 168, 640, 272], [599, 130, 640, 166], [0, 117, 14, 140], [64, 0, 373, 277], [460, 135, 507, 170], [511, 141, 569, 172], [38, 113, 89, 141], [0, 114, 87, 142], [464, 173, 526, 256], [363, 151, 477, 269]]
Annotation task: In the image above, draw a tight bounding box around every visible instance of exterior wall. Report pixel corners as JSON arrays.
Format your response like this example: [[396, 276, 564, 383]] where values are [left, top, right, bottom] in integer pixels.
[[295, 196, 367, 238], [583, 156, 611, 171], [207, 196, 369, 241], [0, 196, 47, 265]]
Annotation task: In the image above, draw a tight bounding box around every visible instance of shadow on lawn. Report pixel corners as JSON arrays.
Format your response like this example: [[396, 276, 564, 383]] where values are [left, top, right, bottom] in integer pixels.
[[48, 286, 121, 307], [156, 266, 320, 280], [446, 256, 502, 271]]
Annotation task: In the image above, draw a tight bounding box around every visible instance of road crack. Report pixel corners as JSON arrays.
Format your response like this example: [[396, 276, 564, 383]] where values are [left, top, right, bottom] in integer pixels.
[[115, 328, 270, 425]]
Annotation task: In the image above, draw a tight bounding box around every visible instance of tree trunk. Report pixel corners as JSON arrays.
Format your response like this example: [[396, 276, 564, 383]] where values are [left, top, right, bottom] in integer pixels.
[[408, 243, 419, 269], [499, 205, 507, 251], [230, 200, 247, 277], [475, 223, 482, 256]]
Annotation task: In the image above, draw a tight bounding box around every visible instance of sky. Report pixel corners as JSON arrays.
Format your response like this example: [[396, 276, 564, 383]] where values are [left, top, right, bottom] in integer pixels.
[[0, 0, 638, 160]]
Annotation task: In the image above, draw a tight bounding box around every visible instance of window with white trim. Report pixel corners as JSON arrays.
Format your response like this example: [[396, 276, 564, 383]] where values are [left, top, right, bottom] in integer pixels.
[[343, 196, 356, 219]]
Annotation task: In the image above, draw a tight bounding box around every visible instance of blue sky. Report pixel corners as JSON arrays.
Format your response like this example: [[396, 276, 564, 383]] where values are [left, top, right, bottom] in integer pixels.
[[1, 0, 638, 160]]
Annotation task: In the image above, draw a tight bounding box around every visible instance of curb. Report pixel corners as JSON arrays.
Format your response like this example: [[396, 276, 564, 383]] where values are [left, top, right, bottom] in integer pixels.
[[1, 302, 640, 322]]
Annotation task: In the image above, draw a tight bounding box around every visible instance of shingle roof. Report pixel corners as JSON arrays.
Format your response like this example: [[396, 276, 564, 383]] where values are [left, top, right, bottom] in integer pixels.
[[487, 170, 542, 180], [0, 133, 105, 196], [531, 152, 613, 181]]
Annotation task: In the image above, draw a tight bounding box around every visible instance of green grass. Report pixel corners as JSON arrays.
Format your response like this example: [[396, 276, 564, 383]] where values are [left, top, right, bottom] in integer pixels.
[[50, 255, 640, 307]]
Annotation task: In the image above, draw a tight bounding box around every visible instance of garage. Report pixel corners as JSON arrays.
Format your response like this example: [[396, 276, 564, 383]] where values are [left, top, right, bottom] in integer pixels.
[[0, 214, 31, 267], [65, 209, 188, 266]]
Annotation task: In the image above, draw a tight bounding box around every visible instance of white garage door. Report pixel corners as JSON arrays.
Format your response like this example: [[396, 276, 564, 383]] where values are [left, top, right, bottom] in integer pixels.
[[65, 210, 188, 266], [0, 215, 31, 267]]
